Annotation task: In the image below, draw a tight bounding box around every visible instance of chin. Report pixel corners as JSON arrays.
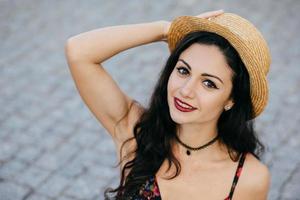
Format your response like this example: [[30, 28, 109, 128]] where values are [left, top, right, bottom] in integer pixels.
[[168, 103, 192, 124], [171, 116, 188, 124]]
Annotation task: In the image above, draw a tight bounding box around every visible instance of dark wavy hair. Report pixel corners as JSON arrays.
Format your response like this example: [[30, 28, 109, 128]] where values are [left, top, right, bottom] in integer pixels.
[[104, 31, 265, 199]]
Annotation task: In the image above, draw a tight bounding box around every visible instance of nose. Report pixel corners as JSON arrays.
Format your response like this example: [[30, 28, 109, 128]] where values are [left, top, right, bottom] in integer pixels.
[[179, 78, 196, 98]]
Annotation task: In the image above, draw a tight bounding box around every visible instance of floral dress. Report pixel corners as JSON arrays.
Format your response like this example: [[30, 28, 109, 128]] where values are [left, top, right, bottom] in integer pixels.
[[135, 175, 161, 200], [131, 152, 247, 200]]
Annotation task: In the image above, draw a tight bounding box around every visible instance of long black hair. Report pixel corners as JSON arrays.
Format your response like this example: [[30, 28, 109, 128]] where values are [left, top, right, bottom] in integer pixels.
[[104, 31, 265, 199]]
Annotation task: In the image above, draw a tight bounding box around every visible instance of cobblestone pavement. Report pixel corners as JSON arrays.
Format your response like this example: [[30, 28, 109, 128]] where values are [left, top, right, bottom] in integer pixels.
[[0, 0, 299, 199]]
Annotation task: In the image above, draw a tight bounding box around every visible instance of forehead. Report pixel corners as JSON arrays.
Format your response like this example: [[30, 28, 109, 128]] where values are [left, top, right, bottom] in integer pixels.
[[178, 43, 233, 80]]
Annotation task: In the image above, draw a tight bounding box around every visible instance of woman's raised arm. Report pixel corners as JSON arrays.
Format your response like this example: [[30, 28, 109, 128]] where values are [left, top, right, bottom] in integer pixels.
[[64, 20, 169, 143], [65, 20, 169, 64]]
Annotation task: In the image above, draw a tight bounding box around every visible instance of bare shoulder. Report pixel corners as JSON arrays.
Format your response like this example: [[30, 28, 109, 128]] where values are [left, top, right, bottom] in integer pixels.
[[236, 153, 271, 200]]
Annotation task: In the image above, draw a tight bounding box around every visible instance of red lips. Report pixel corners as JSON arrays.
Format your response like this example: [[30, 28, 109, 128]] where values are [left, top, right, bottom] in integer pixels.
[[174, 97, 197, 112]]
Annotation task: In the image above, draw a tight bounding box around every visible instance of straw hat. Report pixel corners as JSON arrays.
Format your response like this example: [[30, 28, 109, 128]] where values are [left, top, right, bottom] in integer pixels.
[[167, 13, 271, 119]]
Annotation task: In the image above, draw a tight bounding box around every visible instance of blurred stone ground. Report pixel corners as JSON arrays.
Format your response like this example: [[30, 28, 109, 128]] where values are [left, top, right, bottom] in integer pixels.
[[0, 0, 299, 199]]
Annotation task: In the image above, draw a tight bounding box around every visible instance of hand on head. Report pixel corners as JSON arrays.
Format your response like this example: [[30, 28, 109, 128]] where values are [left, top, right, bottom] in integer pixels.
[[162, 9, 224, 42], [194, 9, 224, 19]]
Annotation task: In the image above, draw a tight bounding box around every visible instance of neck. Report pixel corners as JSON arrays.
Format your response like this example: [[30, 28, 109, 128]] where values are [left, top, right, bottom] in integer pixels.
[[177, 122, 218, 146], [173, 122, 228, 161]]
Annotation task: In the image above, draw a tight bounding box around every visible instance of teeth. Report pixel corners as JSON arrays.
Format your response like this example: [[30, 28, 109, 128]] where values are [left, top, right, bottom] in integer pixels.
[[177, 100, 193, 109]]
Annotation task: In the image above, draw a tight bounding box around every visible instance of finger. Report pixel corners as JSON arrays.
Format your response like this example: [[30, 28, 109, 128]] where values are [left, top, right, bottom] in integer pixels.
[[201, 9, 224, 17], [196, 10, 224, 18], [197, 10, 223, 18]]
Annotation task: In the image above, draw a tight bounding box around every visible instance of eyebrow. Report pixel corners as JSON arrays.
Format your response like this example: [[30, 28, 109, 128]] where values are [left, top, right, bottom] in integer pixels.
[[178, 59, 224, 84]]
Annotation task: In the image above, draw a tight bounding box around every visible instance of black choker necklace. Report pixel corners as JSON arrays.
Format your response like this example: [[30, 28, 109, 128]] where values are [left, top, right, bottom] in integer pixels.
[[175, 134, 219, 156]]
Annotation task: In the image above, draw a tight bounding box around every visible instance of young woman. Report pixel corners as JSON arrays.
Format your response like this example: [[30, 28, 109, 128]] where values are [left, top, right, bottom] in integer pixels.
[[65, 10, 271, 200]]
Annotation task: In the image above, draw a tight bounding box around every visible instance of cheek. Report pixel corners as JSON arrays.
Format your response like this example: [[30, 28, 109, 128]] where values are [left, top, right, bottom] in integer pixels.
[[200, 91, 231, 114], [167, 72, 179, 95], [195, 91, 226, 110], [167, 72, 183, 109]]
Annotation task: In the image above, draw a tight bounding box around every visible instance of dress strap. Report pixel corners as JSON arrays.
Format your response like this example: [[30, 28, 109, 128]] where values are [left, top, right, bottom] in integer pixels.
[[225, 152, 247, 200]]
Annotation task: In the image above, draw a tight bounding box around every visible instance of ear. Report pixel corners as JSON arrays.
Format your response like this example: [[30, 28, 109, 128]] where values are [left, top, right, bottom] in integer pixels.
[[224, 99, 234, 111]]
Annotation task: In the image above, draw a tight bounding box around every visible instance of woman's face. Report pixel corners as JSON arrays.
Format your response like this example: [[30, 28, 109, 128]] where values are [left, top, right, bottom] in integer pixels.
[[167, 43, 234, 125]]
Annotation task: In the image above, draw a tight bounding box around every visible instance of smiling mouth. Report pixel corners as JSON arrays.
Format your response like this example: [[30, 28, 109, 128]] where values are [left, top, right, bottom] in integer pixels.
[[174, 97, 197, 112]]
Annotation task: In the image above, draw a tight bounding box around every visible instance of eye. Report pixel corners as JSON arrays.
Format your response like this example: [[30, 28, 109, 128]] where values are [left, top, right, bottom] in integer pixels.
[[203, 79, 218, 89], [176, 66, 189, 75]]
